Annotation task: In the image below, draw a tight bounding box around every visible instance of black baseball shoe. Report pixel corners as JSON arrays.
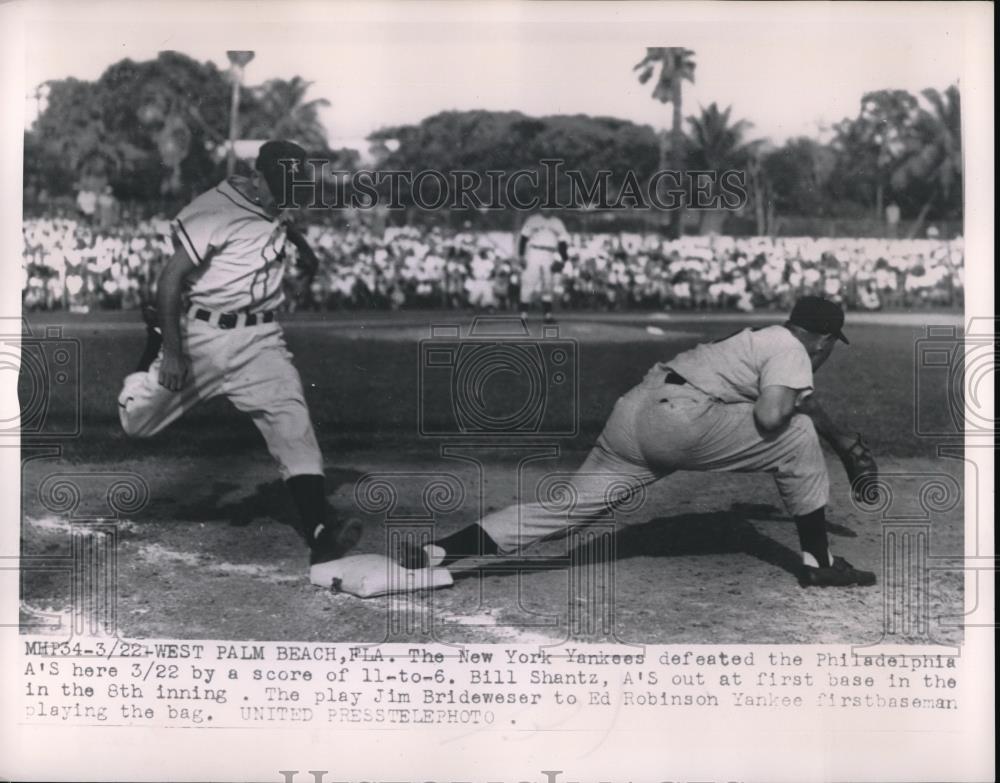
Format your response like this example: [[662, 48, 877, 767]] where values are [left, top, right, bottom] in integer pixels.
[[395, 541, 448, 570], [308, 516, 363, 565], [799, 556, 877, 588], [397, 540, 430, 569]]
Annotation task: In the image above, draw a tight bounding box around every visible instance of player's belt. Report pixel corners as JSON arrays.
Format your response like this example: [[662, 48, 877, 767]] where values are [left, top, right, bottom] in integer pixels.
[[188, 307, 276, 329], [664, 369, 688, 385], [528, 244, 557, 251]]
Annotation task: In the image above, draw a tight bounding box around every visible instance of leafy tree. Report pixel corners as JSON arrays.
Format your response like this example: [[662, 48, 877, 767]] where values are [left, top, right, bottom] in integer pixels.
[[890, 86, 962, 234], [850, 90, 919, 218], [763, 137, 837, 217], [369, 110, 658, 209], [686, 103, 760, 231], [27, 53, 333, 204], [633, 47, 696, 237], [242, 76, 331, 152]]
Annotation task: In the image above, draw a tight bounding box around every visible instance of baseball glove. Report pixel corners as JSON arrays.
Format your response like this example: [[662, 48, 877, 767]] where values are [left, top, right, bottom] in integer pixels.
[[838, 432, 878, 504]]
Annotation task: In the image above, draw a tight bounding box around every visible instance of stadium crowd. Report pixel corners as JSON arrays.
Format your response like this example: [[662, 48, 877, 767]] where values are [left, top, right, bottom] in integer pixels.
[[21, 214, 963, 313]]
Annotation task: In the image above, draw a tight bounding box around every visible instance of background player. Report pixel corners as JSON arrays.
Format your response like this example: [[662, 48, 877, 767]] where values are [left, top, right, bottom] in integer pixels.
[[465, 248, 498, 311], [518, 209, 570, 323], [399, 296, 879, 587], [118, 140, 361, 565]]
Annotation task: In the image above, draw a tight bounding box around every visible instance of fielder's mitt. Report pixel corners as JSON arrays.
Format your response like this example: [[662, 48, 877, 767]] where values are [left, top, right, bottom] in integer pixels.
[[839, 433, 878, 504]]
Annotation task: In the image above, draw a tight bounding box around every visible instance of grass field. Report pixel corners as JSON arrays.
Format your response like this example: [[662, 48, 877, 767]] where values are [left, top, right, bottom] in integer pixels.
[[17, 309, 966, 644]]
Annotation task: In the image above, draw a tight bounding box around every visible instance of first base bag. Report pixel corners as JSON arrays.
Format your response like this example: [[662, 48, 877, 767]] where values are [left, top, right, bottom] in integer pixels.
[[309, 553, 453, 598]]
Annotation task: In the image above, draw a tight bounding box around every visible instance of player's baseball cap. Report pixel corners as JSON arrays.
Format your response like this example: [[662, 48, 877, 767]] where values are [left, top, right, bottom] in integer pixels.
[[789, 296, 849, 344], [255, 140, 308, 205]]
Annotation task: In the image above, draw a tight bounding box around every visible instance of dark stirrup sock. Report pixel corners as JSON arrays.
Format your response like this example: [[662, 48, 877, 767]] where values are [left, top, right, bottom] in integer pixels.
[[435, 523, 500, 566], [794, 507, 831, 568], [136, 326, 162, 373], [286, 474, 328, 541]]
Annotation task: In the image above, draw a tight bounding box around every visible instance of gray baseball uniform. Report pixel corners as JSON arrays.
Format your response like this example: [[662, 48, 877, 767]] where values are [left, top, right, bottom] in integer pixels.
[[480, 325, 828, 553]]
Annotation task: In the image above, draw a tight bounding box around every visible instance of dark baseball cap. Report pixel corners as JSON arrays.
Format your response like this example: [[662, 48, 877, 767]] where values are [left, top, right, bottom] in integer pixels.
[[789, 296, 849, 344], [255, 140, 308, 203]]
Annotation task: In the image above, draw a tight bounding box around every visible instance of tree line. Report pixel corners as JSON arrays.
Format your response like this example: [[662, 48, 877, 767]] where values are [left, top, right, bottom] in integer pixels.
[[24, 50, 961, 237]]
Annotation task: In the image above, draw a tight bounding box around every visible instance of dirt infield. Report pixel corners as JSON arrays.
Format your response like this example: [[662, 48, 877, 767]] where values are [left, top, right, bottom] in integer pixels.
[[18, 310, 967, 645]]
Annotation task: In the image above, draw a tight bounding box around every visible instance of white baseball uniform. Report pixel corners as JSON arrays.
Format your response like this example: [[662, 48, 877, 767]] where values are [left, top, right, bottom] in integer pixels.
[[519, 213, 568, 304], [465, 255, 497, 308], [480, 325, 829, 553], [117, 177, 324, 479]]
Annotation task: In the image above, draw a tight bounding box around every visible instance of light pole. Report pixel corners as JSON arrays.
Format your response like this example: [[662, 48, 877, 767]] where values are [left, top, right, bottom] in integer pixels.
[[226, 51, 255, 176]]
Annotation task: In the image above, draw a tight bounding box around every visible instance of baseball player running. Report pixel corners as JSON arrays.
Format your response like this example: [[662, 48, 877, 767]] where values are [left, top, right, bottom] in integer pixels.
[[400, 296, 878, 587], [118, 140, 361, 565], [518, 210, 570, 323]]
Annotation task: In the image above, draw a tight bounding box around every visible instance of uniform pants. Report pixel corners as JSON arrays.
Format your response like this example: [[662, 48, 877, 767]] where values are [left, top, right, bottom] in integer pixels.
[[519, 251, 555, 305], [480, 372, 829, 554], [117, 318, 324, 479]]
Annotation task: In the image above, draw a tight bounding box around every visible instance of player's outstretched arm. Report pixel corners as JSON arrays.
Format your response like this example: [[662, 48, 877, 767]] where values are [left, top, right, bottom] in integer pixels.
[[796, 393, 878, 500], [155, 243, 196, 391], [794, 393, 852, 450]]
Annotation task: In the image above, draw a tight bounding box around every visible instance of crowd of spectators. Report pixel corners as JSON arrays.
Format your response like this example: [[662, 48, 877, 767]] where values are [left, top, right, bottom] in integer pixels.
[[21, 214, 964, 314]]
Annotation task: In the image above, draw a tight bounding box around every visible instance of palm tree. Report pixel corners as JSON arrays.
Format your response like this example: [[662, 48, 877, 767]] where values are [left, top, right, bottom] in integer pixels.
[[634, 47, 696, 239], [244, 76, 331, 151], [855, 90, 918, 220], [890, 85, 961, 238], [686, 103, 760, 232], [687, 103, 759, 169]]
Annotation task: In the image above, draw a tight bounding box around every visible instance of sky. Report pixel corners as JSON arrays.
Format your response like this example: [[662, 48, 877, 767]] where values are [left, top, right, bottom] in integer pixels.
[[20, 1, 970, 148]]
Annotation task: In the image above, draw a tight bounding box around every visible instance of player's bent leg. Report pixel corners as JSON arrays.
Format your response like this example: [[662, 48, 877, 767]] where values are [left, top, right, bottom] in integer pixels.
[[482, 438, 658, 553], [655, 404, 831, 516], [117, 365, 201, 438], [793, 505, 876, 587], [746, 412, 831, 517], [119, 318, 223, 438], [636, 397, 873, 586], [224, 332, 361, 562], [286, 474, 363, 565], [401, 437, 661, 568]]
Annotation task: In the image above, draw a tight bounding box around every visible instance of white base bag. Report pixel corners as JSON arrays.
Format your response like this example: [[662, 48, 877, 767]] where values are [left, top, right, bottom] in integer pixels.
[[309, 554, 453, 598]]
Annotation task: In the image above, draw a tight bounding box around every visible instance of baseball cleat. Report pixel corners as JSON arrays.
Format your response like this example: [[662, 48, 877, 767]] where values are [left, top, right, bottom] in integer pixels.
[[799, 556, 876, 588], [395, 541, 446, 570], [309, 517, 363, 565]]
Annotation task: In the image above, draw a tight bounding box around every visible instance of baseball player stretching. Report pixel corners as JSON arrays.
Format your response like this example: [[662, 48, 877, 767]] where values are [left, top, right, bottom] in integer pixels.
[[400, 297, 878, 587], [518, 210, 570, 323], [118, 140, 361, 565]]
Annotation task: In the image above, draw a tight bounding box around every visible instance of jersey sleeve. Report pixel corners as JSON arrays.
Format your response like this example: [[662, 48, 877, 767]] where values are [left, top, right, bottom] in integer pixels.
[[171, 203, 227, 266], [758, 339, 814, 395]]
